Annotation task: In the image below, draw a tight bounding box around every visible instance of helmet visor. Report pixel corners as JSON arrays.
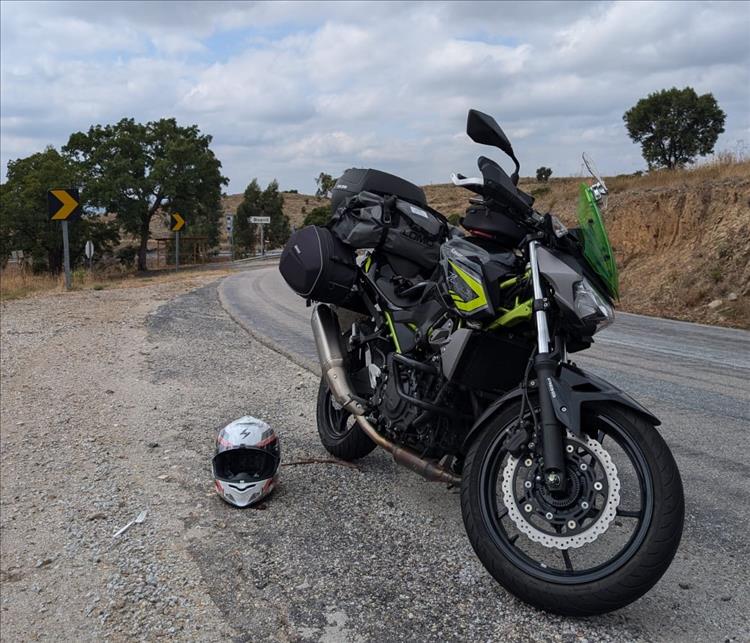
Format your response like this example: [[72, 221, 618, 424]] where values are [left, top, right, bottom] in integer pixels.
[[213, 447, 278, 483]]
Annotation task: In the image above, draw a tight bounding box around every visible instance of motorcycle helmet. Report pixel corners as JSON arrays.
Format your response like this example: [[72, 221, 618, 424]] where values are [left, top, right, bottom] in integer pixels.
[[212, 416, 280, 507]]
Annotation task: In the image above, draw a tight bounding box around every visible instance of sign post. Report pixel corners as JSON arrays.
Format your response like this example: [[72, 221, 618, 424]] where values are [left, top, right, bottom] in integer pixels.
[[85, 240, 94, 271], [170, 213, 186, 270], [226, 214, 234, 261], [249, 215, 271, 256], [48, 188, 81, 290]]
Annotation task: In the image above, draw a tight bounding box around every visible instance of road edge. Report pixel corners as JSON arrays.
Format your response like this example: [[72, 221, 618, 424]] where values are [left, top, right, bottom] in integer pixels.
[[217, 271, 321, 377]]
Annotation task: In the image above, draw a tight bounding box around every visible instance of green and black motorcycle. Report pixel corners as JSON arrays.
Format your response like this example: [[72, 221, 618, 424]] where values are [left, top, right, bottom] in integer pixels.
[[279, 109, 684, 615]]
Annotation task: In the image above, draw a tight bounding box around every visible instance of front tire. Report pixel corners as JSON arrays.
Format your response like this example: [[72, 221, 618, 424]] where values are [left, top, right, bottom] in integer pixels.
[[461, 401, 684, 616], [316, 378, 376, 461]]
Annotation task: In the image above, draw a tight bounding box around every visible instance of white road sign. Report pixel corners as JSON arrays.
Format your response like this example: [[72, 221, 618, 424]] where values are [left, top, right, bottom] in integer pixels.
[[249, 216, 270, 224], [84, 240, 94, 259]]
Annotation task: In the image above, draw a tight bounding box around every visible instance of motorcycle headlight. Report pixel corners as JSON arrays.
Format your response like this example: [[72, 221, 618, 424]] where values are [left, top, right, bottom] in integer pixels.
[[573, 279, 614, 332]]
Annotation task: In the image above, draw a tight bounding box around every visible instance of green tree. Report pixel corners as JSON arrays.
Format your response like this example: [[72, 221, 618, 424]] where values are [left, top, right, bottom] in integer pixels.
[[234, 179, 261, 256], [234, 179, 290, 254], [303, 205, 331, 227], [263, 180, 290, 248], [623, 87, 726, 169], [64, 118, 227, 271], [535, 166, 552, 182], [315, 172, 336, 197], [0, 147, 119, 271]]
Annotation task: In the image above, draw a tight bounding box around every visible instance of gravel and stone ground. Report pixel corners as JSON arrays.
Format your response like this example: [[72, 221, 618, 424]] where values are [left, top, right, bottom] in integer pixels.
[[1, 270, 747, 641]]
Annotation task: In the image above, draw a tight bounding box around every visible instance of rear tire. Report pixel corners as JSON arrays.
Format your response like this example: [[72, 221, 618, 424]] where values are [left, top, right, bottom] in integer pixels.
[[316, 378, 376, 461], [461, 401, 684, 616]]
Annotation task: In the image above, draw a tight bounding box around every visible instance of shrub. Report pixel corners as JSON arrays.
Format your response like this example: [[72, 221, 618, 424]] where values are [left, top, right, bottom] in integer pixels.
[[117, 245, 138, 267], [536, 166, 553, 182]]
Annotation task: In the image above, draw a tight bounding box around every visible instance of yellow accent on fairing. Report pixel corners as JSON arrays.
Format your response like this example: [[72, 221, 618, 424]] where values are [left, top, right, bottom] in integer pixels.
[[364, 255, 372, 272], [448, 260, 487, 312], [499, 269, 531, 290], [486, 297, 533, 330]]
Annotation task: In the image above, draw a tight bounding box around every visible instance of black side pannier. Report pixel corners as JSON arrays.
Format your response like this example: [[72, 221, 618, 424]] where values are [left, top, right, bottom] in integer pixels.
[[329, 191, 447, 271], [279, 226, 358, 305]]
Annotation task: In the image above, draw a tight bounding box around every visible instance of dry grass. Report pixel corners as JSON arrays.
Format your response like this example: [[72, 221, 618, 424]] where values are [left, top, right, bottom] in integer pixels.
[[607, 154, 750, 192], [0, 269, 64, 300], [0, 264, 233, 301]]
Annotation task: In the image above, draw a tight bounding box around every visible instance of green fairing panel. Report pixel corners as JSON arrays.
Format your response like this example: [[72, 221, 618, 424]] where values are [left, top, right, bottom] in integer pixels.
[[576, 183, 619, 299]]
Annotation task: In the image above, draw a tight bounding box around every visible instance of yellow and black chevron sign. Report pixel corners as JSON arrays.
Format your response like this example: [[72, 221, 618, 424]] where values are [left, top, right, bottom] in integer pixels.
[[170, 212, 186, 232], [48, 188, 81, 221]]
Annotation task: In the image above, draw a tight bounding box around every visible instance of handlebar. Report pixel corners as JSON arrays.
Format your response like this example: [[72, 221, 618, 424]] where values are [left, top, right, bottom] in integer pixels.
[[450, 173, 483, 188]]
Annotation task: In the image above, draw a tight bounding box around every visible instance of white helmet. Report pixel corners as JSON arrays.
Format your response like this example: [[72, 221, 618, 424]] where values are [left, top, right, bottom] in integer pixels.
[[212, 416, 280, 507]]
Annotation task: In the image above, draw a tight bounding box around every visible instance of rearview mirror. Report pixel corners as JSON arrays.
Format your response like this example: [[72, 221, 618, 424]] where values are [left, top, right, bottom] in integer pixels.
[[466, 109, 514, 157]]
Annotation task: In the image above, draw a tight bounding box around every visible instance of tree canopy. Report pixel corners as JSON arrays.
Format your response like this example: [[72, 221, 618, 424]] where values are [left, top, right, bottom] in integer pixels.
[[233, 179, 291, 256], [536, 166, 553, 182], [63, 118, 227, 270], [0, 147, 119, 271], [315, 172, 336, 197], [623, 87, 726, 169]]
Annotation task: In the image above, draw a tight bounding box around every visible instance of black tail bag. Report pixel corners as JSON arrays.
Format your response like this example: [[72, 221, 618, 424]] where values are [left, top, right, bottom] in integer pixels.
[[279, 226, 359, 306]]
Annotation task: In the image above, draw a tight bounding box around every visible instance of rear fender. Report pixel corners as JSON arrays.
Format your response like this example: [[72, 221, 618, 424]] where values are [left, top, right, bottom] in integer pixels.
[[461, 363, 660, 453]]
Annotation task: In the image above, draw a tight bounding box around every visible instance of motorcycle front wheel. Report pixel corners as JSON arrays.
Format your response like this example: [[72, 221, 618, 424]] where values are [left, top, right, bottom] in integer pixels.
[[461, 400, 684, 616]]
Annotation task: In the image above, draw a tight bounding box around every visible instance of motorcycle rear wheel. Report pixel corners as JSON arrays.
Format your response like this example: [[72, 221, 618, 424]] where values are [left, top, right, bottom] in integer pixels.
[[461, 400, 684, 616], [315, 378, 376, 461]]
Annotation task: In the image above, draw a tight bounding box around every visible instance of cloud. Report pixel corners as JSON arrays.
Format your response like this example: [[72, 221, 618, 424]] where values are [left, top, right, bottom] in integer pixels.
[[1, 1, 748, 194]]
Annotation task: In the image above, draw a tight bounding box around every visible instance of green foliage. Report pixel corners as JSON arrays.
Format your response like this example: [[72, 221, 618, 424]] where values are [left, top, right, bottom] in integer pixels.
[[535, 166, 553, 182], [116, 245, 138, 267], [0, 147, 120, 272], [315, 172, 336, 197], [234, 180, 261, 256], [284, 189, 298, 194], [623, 87, 726, 169], [530, 186, 550, 197], [303, 205, 331, 227], [64, 118, 227, 270], [447, 213, 462, 226], [264, 180, 290, 248], [234, 179, 291, 255]]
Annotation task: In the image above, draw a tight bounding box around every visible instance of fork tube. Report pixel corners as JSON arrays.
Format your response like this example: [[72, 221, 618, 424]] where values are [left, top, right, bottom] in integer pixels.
[[529, 241, 550, 354], [529, 240, 566, 489]]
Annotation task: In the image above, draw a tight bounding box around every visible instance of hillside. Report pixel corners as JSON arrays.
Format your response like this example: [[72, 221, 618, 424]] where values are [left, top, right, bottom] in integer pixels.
[[222, 160, 750, 328]]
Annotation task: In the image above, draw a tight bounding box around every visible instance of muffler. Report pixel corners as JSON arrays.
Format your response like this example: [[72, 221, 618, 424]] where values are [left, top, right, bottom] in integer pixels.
[[311, 304, 461, 486]]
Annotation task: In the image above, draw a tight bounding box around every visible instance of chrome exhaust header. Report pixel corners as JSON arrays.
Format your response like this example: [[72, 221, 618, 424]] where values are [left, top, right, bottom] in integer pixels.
[[311, 304, 366, 416], [310, 304, 461, 485]]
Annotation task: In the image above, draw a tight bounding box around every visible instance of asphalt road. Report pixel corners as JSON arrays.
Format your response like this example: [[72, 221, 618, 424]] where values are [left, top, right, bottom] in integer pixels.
[[219, 264, 750, 641]]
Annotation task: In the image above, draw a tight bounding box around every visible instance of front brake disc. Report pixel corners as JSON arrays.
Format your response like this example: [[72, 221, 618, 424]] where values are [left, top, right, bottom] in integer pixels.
[[501, 432, 620, 550]]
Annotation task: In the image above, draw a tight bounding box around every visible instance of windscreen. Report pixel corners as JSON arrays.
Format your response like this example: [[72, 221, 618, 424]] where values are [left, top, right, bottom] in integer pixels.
[[576, 183, 619, 299]]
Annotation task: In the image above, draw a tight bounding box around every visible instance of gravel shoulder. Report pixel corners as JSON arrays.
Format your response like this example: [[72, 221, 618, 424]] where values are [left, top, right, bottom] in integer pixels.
[[2, 272, 747, 641]]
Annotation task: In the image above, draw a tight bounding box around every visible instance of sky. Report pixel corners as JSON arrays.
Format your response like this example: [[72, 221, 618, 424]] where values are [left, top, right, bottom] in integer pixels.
[[1, 1, 749, 195]]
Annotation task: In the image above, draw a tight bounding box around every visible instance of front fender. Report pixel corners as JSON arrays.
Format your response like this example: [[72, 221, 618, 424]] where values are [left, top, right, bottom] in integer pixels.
[[461, 363, 660, 453]]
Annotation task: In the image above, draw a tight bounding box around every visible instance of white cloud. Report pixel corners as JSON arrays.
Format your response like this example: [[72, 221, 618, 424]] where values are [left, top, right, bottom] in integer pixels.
[[1, 1, 748, 193]]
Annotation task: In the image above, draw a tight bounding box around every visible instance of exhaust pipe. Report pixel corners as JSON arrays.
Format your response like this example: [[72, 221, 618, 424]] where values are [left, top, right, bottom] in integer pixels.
[[311, 304, 461, 486]]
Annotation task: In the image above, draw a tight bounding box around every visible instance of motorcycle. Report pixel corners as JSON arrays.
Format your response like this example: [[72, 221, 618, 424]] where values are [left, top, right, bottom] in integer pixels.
[[279, 109, 684, 615]]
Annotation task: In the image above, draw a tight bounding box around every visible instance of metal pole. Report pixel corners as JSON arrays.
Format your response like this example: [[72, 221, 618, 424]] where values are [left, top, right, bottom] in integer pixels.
[[61, 220, 72, 290], [528, 241, 550, 354], [260, 223, 265, 257], [230, 223, 234, 261], [175, 231, 180, 271]]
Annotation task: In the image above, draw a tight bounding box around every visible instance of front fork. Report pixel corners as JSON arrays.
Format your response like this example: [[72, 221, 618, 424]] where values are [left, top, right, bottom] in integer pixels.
[[528, 241, 566, 490]]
